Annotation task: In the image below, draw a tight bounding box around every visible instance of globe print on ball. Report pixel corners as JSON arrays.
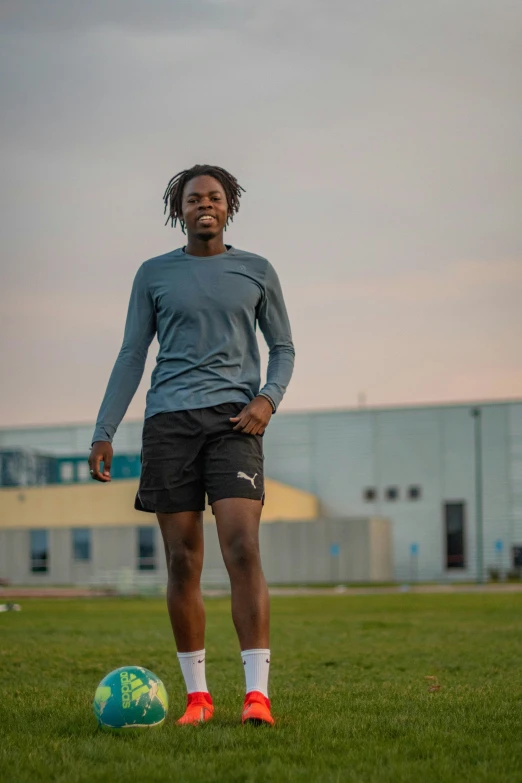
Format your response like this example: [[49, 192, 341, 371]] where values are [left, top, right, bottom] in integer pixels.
[[93, 666, 169, 729]]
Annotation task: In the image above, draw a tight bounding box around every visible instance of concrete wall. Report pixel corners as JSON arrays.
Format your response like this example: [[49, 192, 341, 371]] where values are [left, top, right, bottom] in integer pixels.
[[202, 516, 392, 585], [0, 517, 392, 586], [369, 517, 394, 582]]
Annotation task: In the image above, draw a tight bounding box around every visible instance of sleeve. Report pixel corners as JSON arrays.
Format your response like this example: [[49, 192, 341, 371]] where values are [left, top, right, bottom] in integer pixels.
[[257, 261, 295, 411], [91, 263, 156, 444]]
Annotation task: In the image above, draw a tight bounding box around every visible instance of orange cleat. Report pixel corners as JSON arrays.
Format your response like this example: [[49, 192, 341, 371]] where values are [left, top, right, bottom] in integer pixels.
[[241, 690, 274, 726], [176, 692, 214, 725]]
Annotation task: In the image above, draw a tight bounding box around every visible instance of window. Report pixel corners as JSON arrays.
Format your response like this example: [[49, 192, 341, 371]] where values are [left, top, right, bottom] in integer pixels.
[[77, 462, 90, 482], [385, 487, 399, 501], [72, 528, 91, 561], [138, 527, 156, 571], [60, 462, 74, 482], [408, 486, 422, 500], [445, 502, 466, 569], [363, 488, 377, 502], [30, 530, 48, 573]]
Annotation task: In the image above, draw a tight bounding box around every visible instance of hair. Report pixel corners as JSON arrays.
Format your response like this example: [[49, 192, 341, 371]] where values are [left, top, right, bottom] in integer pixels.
[[163, 164, 245, 233]]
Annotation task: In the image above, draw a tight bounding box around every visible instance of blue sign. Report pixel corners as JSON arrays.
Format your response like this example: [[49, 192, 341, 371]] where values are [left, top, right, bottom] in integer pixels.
[[330, 544, 340, 557], [495, 539, 503, 553], [410, 543, 419, 556]]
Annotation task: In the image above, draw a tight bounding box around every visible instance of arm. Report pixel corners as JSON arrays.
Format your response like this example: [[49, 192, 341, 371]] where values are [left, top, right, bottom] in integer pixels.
[[257, 261, 295, 410], [89, 264, 156, 480], [230, 261, 295, 435]]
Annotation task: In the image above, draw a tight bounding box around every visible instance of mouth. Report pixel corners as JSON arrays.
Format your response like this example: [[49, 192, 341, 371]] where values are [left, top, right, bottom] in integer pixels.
[[197, 215, 217, 226]]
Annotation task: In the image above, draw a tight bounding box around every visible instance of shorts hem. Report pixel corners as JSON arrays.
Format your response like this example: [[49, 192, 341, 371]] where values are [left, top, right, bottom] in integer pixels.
[[134, 493, 205, 515], [208, 491, 265, 506]]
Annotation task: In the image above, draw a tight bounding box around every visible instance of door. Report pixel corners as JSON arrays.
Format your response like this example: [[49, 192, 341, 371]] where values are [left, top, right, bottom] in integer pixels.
[[444, 502, 466, 569]]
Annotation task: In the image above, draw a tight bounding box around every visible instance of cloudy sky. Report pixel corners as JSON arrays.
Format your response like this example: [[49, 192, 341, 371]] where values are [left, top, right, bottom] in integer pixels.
[[1, 0, 521, 428]]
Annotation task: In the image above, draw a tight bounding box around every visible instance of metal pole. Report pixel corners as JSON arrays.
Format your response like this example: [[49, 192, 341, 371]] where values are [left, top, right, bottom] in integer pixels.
[[471, 408, 484, 583]]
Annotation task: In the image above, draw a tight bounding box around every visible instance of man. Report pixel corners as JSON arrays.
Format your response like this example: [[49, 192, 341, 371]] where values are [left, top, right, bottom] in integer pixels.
[[88, 164, 295, 727]]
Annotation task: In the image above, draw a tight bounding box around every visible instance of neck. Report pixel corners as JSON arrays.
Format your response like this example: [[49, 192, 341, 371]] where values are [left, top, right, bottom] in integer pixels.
[[184, 234, 227, 257]]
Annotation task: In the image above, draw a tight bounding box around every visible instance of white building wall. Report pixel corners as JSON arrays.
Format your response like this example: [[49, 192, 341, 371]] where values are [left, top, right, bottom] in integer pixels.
[[481, 406, 511, 574], [260, 413, 314, 494], [309, 411, 376, 516], [263, 402, 522, 581], [373, 408, 442, 582]]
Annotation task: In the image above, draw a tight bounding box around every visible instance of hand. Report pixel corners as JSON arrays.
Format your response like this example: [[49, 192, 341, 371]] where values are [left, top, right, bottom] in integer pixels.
[[230, 396, 273, 436], [88, 441, 113, 482]]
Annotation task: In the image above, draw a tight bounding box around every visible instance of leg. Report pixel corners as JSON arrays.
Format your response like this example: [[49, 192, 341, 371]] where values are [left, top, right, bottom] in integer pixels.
[[204, 411, 273, 721], [138, 412, 213, 723], [157, 511, 205, 651], [213, 497, 269, 650], [157, 510, 214, 724]]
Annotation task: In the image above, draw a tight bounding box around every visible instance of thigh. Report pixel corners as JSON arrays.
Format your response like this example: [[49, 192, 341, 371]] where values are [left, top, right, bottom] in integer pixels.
[[157, 511, 204, 556], [137, 411, 206, 514], [204, 426, 264, 505], [213, 498, 263, 550]]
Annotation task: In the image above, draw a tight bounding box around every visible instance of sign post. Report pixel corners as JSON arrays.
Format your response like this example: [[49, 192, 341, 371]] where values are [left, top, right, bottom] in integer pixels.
[[330, 543, 340, 584], [409, 543, 419, 583], [495, 539, 503, 581]]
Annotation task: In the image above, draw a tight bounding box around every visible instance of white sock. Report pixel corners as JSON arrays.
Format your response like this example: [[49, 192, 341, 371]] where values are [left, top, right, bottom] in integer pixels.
[[241, 648, 270, 698], [177, 649, 208, 694]]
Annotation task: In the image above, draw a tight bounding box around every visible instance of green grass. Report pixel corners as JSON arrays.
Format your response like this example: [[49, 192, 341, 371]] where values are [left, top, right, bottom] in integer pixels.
[[1, 595, 521, 783]]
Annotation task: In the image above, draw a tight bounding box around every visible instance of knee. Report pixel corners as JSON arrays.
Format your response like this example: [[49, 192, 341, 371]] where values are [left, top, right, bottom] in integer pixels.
[[166, 543, 201, 586], [224, 536, 261, 573]]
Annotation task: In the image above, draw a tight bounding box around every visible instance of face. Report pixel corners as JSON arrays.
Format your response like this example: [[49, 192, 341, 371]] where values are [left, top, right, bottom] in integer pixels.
[[181, 175, 230, 240]]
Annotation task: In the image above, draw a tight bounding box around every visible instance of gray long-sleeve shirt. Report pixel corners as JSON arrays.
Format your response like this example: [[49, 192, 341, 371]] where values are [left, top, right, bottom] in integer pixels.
[[92, 246, 295, 444]]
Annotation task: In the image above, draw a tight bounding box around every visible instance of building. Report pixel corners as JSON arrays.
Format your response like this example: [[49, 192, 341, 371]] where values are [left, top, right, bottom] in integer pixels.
[[1, 398, 521, 583]]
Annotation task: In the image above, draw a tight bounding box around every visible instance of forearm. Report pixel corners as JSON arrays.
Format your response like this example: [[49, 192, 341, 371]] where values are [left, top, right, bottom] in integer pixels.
[[257, 261, 295, 411], [259, 344, 295, 411], [92, 350, 148, 444]]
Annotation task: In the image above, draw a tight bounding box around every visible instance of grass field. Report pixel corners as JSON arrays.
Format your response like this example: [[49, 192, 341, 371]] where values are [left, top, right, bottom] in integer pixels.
[[1, 594, 521, 783]]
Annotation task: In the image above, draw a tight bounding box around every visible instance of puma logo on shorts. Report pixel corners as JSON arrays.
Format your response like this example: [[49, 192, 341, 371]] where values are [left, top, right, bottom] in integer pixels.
[[237, 471, 258, 488]]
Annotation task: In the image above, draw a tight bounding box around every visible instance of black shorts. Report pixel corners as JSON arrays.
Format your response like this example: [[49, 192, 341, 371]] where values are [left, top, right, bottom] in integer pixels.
[[135, 403, 264, 514]]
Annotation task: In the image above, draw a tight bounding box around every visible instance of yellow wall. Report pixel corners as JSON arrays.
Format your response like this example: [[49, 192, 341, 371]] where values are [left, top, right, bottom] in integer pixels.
[[0, 478, 318, 529]]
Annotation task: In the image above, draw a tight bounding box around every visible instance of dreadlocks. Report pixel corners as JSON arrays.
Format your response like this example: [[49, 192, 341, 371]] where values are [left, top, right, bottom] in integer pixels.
[[163, 164, 245, 233]]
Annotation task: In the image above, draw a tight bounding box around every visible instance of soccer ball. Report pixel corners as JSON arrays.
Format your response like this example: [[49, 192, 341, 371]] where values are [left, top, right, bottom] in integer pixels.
[[93, 666, 169, 729]]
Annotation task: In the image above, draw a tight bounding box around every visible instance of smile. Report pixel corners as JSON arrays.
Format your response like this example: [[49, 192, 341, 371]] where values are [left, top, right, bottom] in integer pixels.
[[198, 215, 216, 224]]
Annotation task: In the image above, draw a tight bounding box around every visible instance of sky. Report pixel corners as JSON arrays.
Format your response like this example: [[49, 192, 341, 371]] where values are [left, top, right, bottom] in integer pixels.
[[1, 0, 521, 428]]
